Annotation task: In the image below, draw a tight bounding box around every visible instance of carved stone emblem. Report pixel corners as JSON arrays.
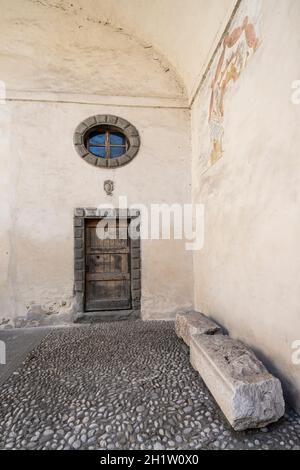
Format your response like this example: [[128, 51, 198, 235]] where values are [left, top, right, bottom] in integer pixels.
[[104, 180, 114, 196]]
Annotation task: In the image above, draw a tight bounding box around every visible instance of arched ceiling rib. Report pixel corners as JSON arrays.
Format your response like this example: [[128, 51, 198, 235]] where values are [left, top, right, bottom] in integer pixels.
[[93, 0, 237, 99]]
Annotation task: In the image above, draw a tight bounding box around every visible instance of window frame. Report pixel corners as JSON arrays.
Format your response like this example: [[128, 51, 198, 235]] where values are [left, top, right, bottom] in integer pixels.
[[74, 115, 140, 169]]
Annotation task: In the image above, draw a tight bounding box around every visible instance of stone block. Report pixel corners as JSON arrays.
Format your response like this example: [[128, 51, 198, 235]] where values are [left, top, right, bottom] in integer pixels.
[[129, 136, 140, 147], [74, 228, 83, 239], [75, 144, 89, 158], [85, 208, 97, 217], [125, 124, 139, 137], [132, 279, 141, 290], [96, 157, 107, 168], [132, 249, 141, 259], [74, 248, 84, 260], [74, 217, 84, 227], [116, 116, 131, 129], [132, 259, 140, 269], [132, 269, 141, 280], [75, 260, 83, 270], [74, 239, 83, 249], [125, 146, 139, 159], [74, 208, 84, 217], [106, 115, 118, 125], [75, 281, 84, 292], [74, 122, 88, 135], [83, 115, 97, 128], [108, 159, 119, 168], [131, 239, 141, 249], [95, 115, 107, 125], [83, 154, 97, 166], [132, 300, 141, 309], [74, 270, 84, 281], [176, 311, 222, 346], [73, 132, 83, 145], [116, 154, 131, 166], [190, 334, 285, 431]]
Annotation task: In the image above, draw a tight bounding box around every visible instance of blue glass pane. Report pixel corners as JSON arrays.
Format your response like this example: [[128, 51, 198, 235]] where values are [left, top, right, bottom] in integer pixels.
[[110, 133, 125, 145], [89, 131, 106, 145], [89, 146, 106, 158], [110, 146, 126, 158]]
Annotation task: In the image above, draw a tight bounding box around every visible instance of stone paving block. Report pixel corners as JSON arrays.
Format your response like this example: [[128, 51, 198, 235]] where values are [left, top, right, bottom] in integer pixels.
[[176, 311, 222, 346], [190, 333, 285, 431]]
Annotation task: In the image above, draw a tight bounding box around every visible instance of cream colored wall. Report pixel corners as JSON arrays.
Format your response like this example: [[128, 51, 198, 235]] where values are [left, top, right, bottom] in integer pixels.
[[1, 100, 193, 324], [2, 0, 299, 413], [191, 0, 300, 412], [0, 91, 13, 320], [0, 0, 195, 325]]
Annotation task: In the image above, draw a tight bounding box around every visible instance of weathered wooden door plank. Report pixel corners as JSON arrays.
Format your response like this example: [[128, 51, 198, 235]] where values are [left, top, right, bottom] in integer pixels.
[[85, 218, 131, 312]]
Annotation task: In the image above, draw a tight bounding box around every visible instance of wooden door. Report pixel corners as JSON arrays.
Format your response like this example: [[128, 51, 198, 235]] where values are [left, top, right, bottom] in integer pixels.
[[85, 218, 131, 311]]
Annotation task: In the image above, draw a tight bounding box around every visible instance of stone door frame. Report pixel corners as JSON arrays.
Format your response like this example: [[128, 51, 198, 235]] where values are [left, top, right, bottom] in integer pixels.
[[73, 208, 141, 322]]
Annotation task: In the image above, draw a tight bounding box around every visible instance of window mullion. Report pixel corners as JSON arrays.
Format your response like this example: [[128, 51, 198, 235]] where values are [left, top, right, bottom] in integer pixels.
[[106, 130, 110, 159]]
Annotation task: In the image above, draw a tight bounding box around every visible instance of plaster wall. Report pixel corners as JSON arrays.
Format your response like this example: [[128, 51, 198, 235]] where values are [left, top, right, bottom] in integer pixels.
[[0, 0, 195, 326], [1, 100, 193, 325], [191, 0, 300, 412]]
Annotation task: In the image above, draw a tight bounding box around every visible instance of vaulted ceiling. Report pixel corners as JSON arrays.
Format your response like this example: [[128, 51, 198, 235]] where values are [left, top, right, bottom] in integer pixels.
[[93, 0, 236, 99], [0, 0, 236, 102]]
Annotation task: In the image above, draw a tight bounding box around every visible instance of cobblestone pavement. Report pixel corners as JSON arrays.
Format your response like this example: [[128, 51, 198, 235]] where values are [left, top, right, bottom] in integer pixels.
[[0, 321, 299, 450]]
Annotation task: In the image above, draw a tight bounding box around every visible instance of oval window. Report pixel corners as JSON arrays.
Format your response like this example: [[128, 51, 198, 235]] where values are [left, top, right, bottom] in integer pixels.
[[74, 115, 140, 169]]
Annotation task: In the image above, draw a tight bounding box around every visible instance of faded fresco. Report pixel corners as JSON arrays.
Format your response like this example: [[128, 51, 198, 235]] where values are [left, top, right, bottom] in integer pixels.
[[200, 0, 262, 170]]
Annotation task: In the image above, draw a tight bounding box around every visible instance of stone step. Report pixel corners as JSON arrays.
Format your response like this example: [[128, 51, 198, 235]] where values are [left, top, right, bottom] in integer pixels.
[[190, 333, 285, 431], [75, 310, 139, 323], [175, 311, 222, 346]]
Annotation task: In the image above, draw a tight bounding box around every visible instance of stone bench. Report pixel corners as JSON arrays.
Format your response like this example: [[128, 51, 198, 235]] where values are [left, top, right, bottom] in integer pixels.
[[190, 333, 285, 431], [176, 311, 222, 346]]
